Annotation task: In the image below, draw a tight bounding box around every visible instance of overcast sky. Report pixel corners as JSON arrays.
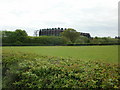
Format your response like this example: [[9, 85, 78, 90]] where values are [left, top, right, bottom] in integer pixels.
[[0, 0, 119, 37]]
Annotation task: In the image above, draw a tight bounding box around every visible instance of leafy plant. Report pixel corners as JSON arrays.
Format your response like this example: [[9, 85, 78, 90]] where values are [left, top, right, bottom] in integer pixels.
[[2, 50, 120, 89]]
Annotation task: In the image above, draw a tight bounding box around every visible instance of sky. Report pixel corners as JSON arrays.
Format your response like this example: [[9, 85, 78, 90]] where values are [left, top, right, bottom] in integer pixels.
[[0, 0, 119, 37]]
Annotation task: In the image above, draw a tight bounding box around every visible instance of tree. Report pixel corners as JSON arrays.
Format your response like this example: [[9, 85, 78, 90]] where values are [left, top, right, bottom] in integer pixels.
[[75, 36, 90, 44], [2, 29, 28, 45], [61, 28, 80, 43], [15, 29, 28, 42], [2, 31, 17, 43]]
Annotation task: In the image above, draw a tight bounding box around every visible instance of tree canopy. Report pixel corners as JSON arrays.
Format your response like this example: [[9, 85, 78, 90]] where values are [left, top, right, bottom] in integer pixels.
[[2, 29, 120, 46], [2, 29, 28, 43], [61, 28, 80, 43]]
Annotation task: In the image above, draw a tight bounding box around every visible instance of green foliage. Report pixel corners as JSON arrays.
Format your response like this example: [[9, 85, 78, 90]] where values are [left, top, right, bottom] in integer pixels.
[[75, 36, 119, 45], [90, 37, 119, 44], [15, 29, 28, 42], [24, 36, 67, 46], [2, 29, 28, 43], [2, 30, 67, 46], [2, 31, 17, 43], [2, 50, 119, 89], [61, 28, 80, 43], [2, 30, 120, 46], [75, 36, 90, 44], [0, 31, 2, 45], [14, 41, 23, 45]]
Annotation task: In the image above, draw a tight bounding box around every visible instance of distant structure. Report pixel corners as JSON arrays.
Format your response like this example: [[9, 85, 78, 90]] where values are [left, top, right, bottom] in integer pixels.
[[39, 27, 66, 36], [80, 32, 91, 38], [34, 27, 91, 38], [115, 36, 120, 39]]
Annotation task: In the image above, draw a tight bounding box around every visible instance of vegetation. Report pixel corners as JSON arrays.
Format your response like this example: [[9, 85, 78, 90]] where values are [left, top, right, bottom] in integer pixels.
[[90, 37, 119, 44], [2, 29, 27, 43], [2, 30, 120, 46], [3, 45, 118, 63], [2, 29, 119, 89], [61, 28, 80, 43], [2, 30, 67, 46], [2, 50, 119, 89]]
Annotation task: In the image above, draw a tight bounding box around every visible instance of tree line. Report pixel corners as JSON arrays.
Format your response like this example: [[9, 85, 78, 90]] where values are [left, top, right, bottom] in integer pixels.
[[1, 29, 120, 46]]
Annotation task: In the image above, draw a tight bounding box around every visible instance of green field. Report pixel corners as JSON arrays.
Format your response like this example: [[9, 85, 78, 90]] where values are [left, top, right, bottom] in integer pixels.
[[3, 45, 118, 63]]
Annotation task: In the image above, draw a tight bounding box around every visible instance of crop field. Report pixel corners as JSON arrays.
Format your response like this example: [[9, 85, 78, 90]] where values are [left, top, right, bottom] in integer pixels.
[[2, 45, 120, 89]]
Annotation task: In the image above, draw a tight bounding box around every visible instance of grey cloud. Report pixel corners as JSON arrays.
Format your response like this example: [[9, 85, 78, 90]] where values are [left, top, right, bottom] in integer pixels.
[[0, 0, 118, 37]]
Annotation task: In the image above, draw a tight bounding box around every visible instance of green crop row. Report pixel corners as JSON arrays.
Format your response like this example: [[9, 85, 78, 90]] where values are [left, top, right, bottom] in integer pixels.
[[2, 50, 120, 89]]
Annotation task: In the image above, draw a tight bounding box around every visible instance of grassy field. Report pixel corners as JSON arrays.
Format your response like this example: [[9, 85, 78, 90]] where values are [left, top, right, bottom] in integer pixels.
[[2, 45, 118, 63]]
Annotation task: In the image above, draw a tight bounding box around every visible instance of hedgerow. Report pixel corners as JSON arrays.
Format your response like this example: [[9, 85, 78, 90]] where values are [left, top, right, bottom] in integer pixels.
[[2, 50, 120, 89]]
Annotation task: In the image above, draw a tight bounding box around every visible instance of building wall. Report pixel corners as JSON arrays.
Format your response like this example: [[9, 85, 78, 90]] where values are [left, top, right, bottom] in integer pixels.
[[80, 32, 91, 38], [38, 28, 91, 38], [39, 28, 66, 36]]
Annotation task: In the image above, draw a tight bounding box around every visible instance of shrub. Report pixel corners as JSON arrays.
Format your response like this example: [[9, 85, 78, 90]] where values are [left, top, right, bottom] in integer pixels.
[[2, 51, 120, 89]]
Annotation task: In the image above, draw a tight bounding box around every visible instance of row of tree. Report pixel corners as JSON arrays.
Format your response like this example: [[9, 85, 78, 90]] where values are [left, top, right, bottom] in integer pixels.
[[1, 29, 120, 46], [2, 30, 67, 46]]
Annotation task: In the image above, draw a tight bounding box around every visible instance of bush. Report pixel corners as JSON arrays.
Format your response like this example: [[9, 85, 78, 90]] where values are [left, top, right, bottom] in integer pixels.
[[2, 30, 120, 46], [75, 36, 90, 44], [2, 51, 120, 89], [2, 36, 67, 46]]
